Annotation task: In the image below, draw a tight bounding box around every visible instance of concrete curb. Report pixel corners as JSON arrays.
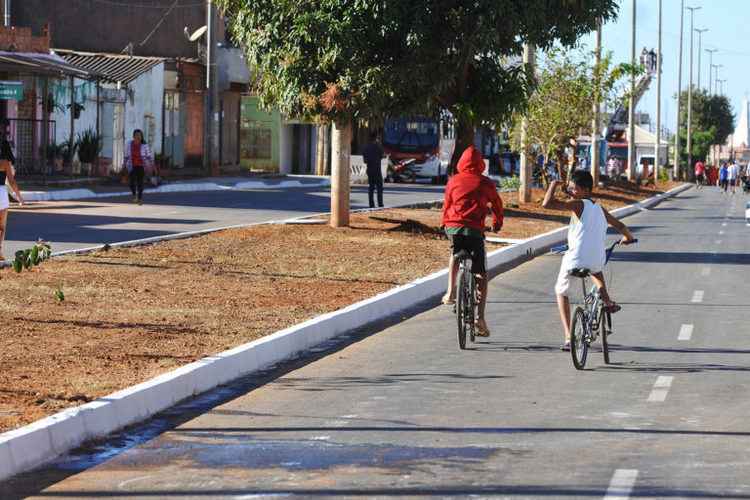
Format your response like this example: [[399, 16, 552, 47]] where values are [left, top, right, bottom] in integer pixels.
[[20, 176, 332, 202], [0, 183, 691, 481]]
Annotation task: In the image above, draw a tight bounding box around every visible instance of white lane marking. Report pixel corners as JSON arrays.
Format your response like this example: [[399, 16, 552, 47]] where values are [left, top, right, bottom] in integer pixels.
[[701, 267, 711, 277], [722, 222, 728, 227], [715, 239, 723, 245], [692, 290, 704, 303], [678, 324, 694, 341], [719, 230, 725, 235], [604, 469, 639, 499], [647, 376, 674, 402]]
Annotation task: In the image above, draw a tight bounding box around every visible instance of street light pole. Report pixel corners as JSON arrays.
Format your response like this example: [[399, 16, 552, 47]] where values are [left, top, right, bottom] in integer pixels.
[[718, 78, 727, 95], [674, 0, 685, 181], [627, 0, 637, 182], [713, 65, 723, 95], [686, 6, 701, 180], [206, 0, 220, 176], [519, 43, 535, 203], [705, 48, 717, 93], [654, 0, 662, 185], [591, 19, 602, 186], [694, 28, 708, 90]]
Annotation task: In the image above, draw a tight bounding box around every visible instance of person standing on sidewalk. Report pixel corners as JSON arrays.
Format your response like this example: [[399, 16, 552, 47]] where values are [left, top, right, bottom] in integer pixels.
[[362, 131, 384, 209], [728, 161, 739, 195], [123, 129, 153, 205], [719, 163, 729, 193], [694, 160, 705, 189], [0, 122, 23, 260]]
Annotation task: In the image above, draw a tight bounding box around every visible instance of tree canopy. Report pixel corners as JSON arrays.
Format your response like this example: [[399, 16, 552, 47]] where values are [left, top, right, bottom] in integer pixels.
[[678, 88, 734, 162], [219, 0, 619, 149]]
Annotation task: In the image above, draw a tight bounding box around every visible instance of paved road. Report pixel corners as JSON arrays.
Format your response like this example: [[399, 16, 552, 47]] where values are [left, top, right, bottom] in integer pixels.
[[5, 186, 750, 498], [4, 184, 444, 257]]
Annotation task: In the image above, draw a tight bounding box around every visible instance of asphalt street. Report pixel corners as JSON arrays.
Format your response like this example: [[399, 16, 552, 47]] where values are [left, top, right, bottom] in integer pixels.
[[3, 184, 444, 257], [4, 186, 750, 499]]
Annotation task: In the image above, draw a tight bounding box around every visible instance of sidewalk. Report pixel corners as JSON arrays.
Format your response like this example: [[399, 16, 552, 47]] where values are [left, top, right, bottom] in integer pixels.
[[18, 175, 332, 202]]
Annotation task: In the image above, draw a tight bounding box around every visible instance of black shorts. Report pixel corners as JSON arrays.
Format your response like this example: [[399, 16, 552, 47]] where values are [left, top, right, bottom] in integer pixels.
[[449, 233, 486, 274]]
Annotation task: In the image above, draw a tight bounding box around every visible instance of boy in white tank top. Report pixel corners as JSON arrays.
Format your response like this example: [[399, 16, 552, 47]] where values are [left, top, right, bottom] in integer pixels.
[[542, 171, 635, 350]]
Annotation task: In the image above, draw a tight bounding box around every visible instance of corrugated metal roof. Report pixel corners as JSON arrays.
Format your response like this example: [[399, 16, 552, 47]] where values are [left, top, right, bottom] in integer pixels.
[[0, 51, 94, 78], [54, 49, 164, 84]]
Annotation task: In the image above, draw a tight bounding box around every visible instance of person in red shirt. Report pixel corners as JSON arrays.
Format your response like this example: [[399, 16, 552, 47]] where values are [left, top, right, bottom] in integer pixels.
[[441, 145, 504, 336], [694, 160, 706, 189]]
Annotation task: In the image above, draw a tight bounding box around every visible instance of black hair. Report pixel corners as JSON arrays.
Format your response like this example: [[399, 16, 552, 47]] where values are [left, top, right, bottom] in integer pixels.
[[369, 130, 378, 141], [571, 169, 594, 191], [132, 129, 147, 145]]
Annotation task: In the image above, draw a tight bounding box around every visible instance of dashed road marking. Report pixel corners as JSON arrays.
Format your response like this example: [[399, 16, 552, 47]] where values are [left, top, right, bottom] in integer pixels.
[[678, 324, 694, 341], [604, 469, 639, 499], [719, 230, 725, 235], [692, 290, 704, 303], [701, 267, 711, 277], [722, 222, 728, 227], [716, 239, 723, 244], [648, 376, 674, 402]]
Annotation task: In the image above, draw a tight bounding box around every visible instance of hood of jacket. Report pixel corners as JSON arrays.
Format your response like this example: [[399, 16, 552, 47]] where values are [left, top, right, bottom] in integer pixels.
[[456, 146, 485, 175]]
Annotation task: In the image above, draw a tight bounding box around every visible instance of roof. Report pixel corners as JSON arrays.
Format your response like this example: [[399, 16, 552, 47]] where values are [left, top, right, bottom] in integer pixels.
[[53, 49, 164, 85], [0, 51, 93, 79], [626, 125, 669, 146]]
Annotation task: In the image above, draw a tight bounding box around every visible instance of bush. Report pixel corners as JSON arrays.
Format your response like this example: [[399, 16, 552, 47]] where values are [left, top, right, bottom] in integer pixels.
[[76, 129, 102, 164], [499, 176, 521, 191]]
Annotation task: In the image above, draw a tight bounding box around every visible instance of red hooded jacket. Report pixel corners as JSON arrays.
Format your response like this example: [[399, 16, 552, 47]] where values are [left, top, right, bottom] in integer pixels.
[[442, 146, 503, 233]]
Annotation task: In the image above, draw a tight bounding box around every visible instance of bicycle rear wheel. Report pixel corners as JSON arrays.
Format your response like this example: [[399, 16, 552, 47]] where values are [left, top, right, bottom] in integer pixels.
[[570, 307, 588, 370], [467, 271, 477, 343], [599, 307, 612, 364], [456, 264, 468, 350]]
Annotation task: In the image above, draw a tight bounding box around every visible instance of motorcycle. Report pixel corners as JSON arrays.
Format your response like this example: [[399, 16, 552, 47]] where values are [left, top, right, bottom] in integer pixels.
[[386, 158, 417, 183]]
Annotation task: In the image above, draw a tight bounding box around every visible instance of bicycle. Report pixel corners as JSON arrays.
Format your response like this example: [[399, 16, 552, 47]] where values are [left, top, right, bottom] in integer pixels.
[[568, 239, 637, 370], [455, 249, 477, 350]]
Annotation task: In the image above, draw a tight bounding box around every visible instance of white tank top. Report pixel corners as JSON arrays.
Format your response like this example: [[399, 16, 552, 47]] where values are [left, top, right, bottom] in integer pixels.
[[562, 199, 607, 273]]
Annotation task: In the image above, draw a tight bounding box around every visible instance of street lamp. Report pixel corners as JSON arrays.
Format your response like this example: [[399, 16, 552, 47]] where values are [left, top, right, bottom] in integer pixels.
[[711, 64, 723, 95], [674, 0, 685, 180], [717, 78, 727, 95], [705, 48, 717, 93], [686, 5, 701, 177], [694, 28, 708, 90]]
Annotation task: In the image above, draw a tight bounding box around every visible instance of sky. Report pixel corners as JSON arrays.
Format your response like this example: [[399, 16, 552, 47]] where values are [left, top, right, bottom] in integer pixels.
[[579, 0, 749, 136]]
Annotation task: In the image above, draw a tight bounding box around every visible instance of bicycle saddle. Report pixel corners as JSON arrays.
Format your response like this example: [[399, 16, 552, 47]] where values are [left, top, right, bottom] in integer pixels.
[[568, 268, 591, 278]]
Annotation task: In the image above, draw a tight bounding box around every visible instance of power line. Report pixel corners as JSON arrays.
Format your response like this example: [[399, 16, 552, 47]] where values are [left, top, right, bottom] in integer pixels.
[[139, 0, 182, 47]]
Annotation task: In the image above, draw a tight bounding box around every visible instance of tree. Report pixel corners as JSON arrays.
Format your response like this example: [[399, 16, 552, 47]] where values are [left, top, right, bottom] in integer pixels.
[[218, 0, 618, 225], [510, 48, 629, 186], [677, 88, 734, 164]]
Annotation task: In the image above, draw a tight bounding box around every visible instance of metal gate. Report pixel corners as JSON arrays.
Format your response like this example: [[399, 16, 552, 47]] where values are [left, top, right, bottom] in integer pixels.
[[8, 118, 56, 176]]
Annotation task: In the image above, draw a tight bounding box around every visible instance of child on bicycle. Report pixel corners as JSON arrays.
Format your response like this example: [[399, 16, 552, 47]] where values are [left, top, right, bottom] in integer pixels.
[[542, 170, 635, 350], [442, 145, 504, 337]]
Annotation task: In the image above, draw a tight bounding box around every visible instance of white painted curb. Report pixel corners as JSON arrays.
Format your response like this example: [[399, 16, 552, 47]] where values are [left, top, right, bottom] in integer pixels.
[[0, 183, 691, 481], [20, 177, 332, 202]]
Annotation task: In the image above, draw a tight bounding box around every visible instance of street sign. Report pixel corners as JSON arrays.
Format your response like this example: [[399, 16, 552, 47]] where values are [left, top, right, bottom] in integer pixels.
[[0, 81, 23, 101]]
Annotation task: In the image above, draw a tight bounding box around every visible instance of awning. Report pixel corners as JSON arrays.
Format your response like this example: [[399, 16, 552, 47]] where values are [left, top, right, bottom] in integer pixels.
[[54, 49, 164, 85], [0, 51, 94, 79]]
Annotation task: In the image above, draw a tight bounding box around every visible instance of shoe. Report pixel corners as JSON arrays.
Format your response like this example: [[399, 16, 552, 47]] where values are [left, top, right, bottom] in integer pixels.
[[560, 342, 571, 351], [137, 199, 143, 205], [441, 294, 455, 305], [475, 319, 490, 337], [133, 197, 138, 203], [603, 302, 622, 314]]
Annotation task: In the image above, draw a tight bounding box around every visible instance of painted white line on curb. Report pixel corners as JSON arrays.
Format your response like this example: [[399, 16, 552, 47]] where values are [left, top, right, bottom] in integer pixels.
[[692, 290, 704, 303], [678, 324, 694, 341], [647, 376, 674, 402], [604, 469, 639, 500], [701, 267, 711, 277]]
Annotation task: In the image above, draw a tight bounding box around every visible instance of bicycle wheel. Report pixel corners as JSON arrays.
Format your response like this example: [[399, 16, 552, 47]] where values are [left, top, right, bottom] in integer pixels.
[[467, 271, 477, 343], [599, 307, 612, 364], [456, 264, 468, 350], [570, 306, 588, 370]]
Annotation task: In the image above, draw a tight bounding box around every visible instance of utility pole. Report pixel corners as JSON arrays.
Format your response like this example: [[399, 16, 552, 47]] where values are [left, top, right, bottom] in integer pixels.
[[591, 19, 602, 186], [686, 5, 701, 181], [627, 0, 636, 182], [655, 0, 662, 185], [206, 0, 220, 176], [674, 0, 684, 181], [694, 28, 708, 91], [717, 78, 726, 95], [519, 43, 535, 203], [711, 64, 723, 95], [705, 48, 717, 93]]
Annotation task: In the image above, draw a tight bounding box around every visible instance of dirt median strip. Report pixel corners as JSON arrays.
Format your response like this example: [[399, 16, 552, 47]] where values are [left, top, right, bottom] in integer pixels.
[[0, 181, 682, 435]]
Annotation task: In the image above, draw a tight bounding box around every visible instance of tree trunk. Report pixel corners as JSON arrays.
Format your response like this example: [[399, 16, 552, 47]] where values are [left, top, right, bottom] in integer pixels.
[[315, 124, 329, 176], [331, 119, 351, 228], [448, 117, 474, 176]]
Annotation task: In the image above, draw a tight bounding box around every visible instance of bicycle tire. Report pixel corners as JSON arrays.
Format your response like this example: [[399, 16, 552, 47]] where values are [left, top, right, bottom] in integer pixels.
[[468, 271, 477, 343], [456, 264, 468, 350], [600, 307, 612, 364], [570, 307, 588, 370]]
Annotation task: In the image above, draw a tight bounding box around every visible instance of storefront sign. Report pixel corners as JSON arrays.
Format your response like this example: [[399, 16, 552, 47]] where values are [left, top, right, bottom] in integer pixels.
[[0, 81, 23, 101]]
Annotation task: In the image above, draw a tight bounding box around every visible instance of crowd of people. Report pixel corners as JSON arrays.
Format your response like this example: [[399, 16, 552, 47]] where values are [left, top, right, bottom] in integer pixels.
[[695, 159, 749, 194]]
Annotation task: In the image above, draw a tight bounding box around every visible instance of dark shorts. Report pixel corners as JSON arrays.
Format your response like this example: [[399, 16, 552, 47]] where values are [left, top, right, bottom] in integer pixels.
[[696, 173, 704, 183], [449, 233, 486, 274]]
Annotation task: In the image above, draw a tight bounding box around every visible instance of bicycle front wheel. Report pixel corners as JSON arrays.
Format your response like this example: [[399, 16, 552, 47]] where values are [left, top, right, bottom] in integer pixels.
[[599, 307, 612, 364], [570, 307, 588, 370], [456, 266, 468, 350]]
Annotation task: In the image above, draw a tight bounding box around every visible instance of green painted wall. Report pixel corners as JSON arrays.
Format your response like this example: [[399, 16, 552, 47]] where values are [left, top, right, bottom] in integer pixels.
[[240, 96, 280, 172]]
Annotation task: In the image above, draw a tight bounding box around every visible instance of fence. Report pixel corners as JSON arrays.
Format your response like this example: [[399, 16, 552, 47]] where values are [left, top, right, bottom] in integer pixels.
[[8, 118, 56, 177]]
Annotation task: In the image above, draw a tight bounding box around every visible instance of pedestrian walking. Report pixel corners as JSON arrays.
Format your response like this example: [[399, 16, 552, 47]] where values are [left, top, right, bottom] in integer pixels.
[[694, 160, 705, 189], [123, 129, 154, 205], [362, 131, 384, 209], [0, 120, 23, 260], [719, 162, 729, 193], [728, 161, 739, 194]]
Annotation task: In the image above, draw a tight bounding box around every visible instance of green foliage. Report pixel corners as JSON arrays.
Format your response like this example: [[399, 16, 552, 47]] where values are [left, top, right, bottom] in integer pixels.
[[60, 137, 77, 164], [54, 286, 65, 302], [677, 88, 734, 162], [218, 0, 617, 136], [13, 240, 52, 274], [658, 166, 669, 183], [76, 129, 103, 164], [499, 176, 521, 191]]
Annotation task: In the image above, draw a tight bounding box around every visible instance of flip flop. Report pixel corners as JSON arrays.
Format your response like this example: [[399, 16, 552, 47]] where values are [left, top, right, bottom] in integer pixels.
[[441, 296, 455, 306], [560, 342, 571, 351], [604, 303, 622, 314], [475, 321, 490, 337]]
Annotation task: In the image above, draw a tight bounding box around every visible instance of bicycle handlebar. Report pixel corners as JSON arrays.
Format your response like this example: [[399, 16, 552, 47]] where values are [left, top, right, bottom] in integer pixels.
[[605, 238, 638, 263]]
